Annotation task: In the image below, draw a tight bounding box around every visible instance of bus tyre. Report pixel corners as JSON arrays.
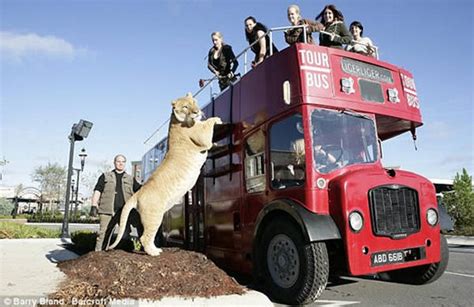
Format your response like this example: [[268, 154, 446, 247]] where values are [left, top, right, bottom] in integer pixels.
[[259, 219, 329, 304], [378, 235, 449, 285]]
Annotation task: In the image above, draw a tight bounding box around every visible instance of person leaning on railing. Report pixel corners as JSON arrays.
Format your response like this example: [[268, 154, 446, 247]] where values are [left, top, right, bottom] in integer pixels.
[[345, 21, 376, 58], [284, 4, 324, 45], [207, 31, 239, 91], [244, 16, 278, 68], [316, 4, 352, 49]]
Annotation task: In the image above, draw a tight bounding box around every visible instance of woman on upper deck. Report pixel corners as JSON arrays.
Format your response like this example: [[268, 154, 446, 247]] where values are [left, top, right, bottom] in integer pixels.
[[285, 4, 324, 45], [244, 16, 278, 68], [316, 4, 352, 49], [207, 31, 239, 91], [345, 21, 376, 58]]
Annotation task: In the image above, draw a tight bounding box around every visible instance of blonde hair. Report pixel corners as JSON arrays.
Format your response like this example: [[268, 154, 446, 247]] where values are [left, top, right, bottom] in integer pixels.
[[211, 31, 223, 40], [288, 4, 300, 15]]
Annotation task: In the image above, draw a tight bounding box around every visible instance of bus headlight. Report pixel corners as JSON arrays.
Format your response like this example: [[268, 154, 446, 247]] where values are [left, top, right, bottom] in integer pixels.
[[349, 211, 364, 232], [426, 208, 438, 226]]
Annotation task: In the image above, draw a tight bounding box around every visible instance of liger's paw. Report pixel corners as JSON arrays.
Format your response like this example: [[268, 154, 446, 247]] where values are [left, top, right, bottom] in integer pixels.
[[144, 245, 163, 256], [211, 117, 223, 125]]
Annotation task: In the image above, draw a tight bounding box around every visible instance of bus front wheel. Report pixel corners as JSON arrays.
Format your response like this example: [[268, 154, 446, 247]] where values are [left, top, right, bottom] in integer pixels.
[[258, 218, 329, 304]]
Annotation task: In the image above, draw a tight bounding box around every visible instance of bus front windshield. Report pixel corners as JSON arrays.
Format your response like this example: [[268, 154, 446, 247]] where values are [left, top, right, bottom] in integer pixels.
[[311, 109, 378, 174]]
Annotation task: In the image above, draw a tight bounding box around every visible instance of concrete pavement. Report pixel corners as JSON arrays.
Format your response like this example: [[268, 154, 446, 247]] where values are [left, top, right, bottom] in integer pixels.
[[445, 235, 474, 246], [0, 238, 77, 297], [0, 238, 272, 307]]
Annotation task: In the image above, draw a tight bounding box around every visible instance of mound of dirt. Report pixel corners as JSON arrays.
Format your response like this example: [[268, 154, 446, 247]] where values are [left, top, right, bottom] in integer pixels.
[[48, 248, 246, 304]]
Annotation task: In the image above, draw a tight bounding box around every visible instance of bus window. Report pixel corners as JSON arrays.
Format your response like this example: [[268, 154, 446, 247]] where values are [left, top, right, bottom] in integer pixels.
[[311, 109, 378, 173], [245, 129, 266, 193], [270, 114, 306, 189]]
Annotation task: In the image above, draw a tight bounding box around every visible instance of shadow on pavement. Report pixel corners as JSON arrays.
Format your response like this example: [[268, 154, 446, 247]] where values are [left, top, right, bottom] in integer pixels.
[[326, 276, 360, 288], [45, 247, 78, 263]]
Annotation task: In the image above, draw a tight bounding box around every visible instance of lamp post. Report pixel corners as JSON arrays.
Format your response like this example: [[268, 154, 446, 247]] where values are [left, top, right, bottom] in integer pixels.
[[61, 120, 93, 238], [70, 179, 76, 217], [73, 148, 87, 218]]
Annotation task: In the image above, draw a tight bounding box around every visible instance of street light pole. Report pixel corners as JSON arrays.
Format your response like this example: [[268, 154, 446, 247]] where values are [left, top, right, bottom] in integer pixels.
[[73, 169, 80, 218], [74, 148, 88, 218], [61, 133, 76, 238], [70, 178, 76, 217], [61, 120, 93, 239]]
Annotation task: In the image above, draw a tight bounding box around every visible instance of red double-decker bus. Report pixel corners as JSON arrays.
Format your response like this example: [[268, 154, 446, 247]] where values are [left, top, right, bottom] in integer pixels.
[[141, 42, 448, 304]]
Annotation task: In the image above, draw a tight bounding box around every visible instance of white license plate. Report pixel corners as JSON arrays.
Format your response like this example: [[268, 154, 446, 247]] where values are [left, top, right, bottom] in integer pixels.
[[371, 250, 405, 266]]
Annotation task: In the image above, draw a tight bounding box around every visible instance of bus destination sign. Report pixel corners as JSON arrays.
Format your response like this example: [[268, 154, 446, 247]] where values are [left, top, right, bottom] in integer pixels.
[[341, 58, 393, 84]]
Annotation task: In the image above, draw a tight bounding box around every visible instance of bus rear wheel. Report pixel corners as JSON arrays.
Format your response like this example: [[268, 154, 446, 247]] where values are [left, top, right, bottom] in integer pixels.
[[258, 218, 329, 304], [378, 235, 449, 285]]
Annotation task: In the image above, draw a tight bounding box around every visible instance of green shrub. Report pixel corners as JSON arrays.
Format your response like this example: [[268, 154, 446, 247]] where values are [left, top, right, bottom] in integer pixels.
[[0, 221, 61, 239], [70, 230, 97, 253], [70, 230, 138, 253], [27, 212, 98, 224], [447, 225, 474, 236], [27, 211, 62, 223]]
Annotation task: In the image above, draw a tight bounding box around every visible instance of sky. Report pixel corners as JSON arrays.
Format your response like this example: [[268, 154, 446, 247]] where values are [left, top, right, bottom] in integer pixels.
[[1, 0, 473, 196]]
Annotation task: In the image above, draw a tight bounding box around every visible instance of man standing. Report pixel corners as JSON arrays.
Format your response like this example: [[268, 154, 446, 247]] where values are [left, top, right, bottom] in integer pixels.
[[90, 154, 141, 251]]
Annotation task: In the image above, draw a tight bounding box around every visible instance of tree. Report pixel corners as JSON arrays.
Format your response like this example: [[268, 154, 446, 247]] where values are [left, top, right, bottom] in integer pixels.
[[31, 162, 67, 202], [14, 184, 24, 196], [81, 159, 111, 198], [444, 168, 474, 229], [0, 197, 14, 215]]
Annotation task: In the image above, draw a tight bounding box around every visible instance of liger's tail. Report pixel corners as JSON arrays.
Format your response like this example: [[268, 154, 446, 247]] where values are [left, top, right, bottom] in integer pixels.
[[106, 194, 138, 250]]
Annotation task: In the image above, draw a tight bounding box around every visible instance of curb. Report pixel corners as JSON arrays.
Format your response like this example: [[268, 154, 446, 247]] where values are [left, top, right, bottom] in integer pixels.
[[445, 235, 474, 246]]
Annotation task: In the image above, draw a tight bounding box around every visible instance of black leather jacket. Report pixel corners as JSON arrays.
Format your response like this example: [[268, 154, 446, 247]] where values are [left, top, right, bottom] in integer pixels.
[[207, 44, 239, 76]]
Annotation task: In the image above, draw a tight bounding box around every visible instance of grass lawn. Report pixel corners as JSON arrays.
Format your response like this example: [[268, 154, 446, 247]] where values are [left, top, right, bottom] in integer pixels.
[[0, 221, 61, 239]]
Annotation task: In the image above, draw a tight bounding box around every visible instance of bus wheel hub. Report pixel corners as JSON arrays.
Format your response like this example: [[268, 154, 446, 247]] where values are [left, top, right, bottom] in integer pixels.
[[267, 234, 300, 288]]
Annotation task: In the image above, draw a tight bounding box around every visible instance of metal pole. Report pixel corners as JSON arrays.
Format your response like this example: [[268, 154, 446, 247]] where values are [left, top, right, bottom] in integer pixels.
[[269, 31, 273, 56], [61, 133, 75, 238], [12, 197, 18, 218], [74, 169, 80, 218], [69, 180, 75, 217], [209, 81, 213, 99], [244, 51, 247, 74]]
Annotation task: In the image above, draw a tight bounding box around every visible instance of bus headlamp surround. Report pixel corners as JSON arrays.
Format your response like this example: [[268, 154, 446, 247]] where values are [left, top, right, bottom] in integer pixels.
[[349, 211, 364, 232], [426, 208, 438, 226]]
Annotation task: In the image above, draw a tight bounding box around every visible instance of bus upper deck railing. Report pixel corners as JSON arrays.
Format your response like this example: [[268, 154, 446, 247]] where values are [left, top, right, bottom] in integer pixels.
[[143, 25, 379, 146]]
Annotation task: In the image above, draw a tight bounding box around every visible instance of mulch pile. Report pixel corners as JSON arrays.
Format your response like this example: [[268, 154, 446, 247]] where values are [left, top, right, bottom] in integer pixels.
[[48, 248, 246, 305]]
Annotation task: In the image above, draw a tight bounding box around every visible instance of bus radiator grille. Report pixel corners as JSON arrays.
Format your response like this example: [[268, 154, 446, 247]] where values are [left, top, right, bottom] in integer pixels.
[[368, 185, 420, 238]]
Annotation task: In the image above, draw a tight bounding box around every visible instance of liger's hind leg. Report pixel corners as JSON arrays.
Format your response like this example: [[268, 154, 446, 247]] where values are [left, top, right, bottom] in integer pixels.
[[140, 213, 165, 256]]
